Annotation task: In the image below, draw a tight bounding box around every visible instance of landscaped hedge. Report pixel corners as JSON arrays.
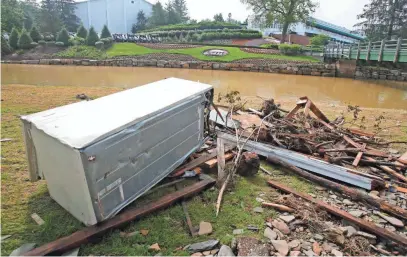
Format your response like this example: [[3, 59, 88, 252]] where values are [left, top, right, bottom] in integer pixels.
[[145, 28, 260, 38], [279, 44, 302, 55], [142, 21, 241, 32]]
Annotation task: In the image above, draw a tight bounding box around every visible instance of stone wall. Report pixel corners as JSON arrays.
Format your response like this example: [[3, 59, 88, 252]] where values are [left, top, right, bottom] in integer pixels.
[[2, 58, 337, 77], [354, 66, 407, 81]]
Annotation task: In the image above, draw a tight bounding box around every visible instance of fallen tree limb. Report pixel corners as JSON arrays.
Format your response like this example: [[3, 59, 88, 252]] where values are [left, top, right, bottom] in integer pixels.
[[261, 202, 295, 213], [266, 179, 407, 248], [24, 178, 216, 256], [266, 156, 407, 220]]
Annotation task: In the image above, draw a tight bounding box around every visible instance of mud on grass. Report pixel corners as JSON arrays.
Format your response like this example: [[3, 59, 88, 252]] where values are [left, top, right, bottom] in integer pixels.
[[1, 84, 406, 255]]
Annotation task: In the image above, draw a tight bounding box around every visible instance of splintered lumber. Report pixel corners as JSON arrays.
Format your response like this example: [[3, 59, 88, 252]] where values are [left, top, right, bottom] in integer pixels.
[[266, 179, 407, 248], [365, 156, 407, 183], [205, 153, 234, 169], [261, 202, 295, 213], [218, 131, 382, 190], [24, 178, 216, 256], [267, 156, 406, 220]]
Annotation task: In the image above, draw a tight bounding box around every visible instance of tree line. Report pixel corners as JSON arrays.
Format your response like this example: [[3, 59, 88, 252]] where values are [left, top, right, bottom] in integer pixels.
[[1, 0, 79, 35]]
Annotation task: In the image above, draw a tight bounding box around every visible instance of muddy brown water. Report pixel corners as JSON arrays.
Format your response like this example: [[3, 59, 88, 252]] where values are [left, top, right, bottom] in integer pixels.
[[2, 64, 407, 109]]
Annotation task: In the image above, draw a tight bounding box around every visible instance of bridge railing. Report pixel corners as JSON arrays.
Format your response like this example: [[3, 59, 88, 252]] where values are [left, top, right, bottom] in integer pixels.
[[324, 38, 407, 63]]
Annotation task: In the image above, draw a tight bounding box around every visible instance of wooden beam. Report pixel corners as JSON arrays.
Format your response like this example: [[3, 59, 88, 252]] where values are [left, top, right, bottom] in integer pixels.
[[217, 137, 226, 180], [266, 179, 407, 248], [365, 156, 407, 183], [352, 143, 366, 167], [266, 156, 404, 219], [394, 38, 402, 63], [378, 40, 385, 62], [24, 178, 216, 256]]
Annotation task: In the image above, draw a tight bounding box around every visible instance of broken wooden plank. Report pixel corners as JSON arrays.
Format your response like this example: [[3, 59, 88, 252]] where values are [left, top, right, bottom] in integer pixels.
[[349, 128, 375, 137], [267, 156, 404, 220], [398, 151, 407, 165], [24, 178, 216, 256], [217, 137, 226, 180], [286, 104, 302, 119], [175, 183, 197, 237], [261, 202, 295, 213], [352, 143, 366, 167], [205, 153, 234, 169], [365, 156, 407, 183], [266, 179, 407, 248], [31, 213, 45, 226], [218, 131, 382, 190], [169, 151, 218, 177]]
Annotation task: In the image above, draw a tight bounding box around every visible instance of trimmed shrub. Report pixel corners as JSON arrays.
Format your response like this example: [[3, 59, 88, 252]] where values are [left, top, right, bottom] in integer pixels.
[[55, 41, 65, 47], [261, 43, 279, 49], [100, 25, 111, 38], [9, 28, 19, 49], [30, 42, 38, 48], [279, 44, 302, 55], [77, 25, 88, 39], [18, 30, 33, 49], [1, 35, 12, 55], [95, 41, 104, 49], [69, 36, 85, 46], [310, 34, 330, 46], [100, 37, 113, 48], [56, 28, 70, 46], [30, 26, 42, 42], [38, 40, 46, 45], [86, 27, 99, 46], [43, 34, 55, 42]]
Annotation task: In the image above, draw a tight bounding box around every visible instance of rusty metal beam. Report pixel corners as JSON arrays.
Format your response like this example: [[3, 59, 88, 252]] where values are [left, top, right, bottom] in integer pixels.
[[266, 179, 407, 248], [267, 156, 405, 220], [24, 178, 216, 256]]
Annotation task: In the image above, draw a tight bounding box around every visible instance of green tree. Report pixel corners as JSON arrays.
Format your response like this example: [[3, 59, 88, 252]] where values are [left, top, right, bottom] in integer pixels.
[[173, 0, 189, 23], [18, 29, 33, 49], [59, 0, 79, 32], [1, 0, 24, 32], [148, 1, 167, 27], [310, 34, 330, 46], [56, 28, 70, 45], [228, 13, 232, 23], [241, 0, 318, 43], [9, 27, 19, 49], [30, 26, 42, 42], [132, 11, 147, 33], [22, 0, 40, 31], [86, 26, 99, 46], [76, 25, 87, 38], [39, 0, 62, 36], [166, 2, 181, 24], [100, 25, 111, 38], [213, 13, 224, 22], [355, 0, 407, 40]]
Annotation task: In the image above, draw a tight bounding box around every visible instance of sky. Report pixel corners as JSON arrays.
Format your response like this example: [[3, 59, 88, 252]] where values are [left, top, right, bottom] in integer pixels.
[[147, 0, 370, 30]]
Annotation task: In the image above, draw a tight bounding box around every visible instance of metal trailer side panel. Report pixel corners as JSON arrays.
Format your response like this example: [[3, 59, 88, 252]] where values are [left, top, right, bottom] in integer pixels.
[[81, 94, 207, 221], [29, 126, 97, 225]]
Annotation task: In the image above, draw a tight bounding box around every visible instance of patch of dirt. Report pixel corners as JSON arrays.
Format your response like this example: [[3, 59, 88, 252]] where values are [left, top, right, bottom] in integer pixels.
[[240, 47, 280, 55], [3, 46, 64, 60], [137, 43, 200, 49], [232, 58, 316, 65]]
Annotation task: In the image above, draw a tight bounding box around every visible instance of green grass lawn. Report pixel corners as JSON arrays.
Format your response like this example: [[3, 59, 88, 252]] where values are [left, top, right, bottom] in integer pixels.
[[1, 84, 318, 256], [104, 43, 320, 62]]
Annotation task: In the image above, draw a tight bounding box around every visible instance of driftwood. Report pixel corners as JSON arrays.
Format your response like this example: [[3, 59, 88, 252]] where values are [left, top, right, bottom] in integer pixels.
[[262, 202, 295, 213], [266, 156, 407, 220], [266, 179, 407, 248]]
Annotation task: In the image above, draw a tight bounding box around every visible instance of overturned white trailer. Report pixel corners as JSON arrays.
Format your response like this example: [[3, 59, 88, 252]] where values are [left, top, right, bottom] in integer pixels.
[[21, 78, 213, 225]]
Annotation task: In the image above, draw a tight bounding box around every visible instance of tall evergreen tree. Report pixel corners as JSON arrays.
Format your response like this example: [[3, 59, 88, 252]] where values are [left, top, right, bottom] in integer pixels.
[[148, 1, 167, 27], [76, 24, 87, 38], [213, 13, 224, 22], [165, 2, 181, 24], [355, 0, 407, 40], [22, 0, 40, 31], [173, 0, 189, 23], [132, 11, 147, 33], [101, 25, 111, 38], [30, 26, 42, 42], [59, 0, 79, 32], [39, 0, 62, 35], [9, 28, 20, 49], [1, 0, 24, 32]]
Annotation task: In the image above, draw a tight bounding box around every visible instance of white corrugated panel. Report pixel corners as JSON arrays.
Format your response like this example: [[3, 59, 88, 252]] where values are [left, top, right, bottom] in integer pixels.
[[21, 78, 213, 149]]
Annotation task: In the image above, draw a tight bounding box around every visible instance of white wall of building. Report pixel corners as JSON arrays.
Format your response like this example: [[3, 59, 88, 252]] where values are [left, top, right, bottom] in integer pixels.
[[75, 0, 153, 34]]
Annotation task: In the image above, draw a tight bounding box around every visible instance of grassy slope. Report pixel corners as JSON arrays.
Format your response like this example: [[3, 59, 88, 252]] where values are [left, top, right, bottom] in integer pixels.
[[105, 43, 320, 62], [1, 84, 406, 255]]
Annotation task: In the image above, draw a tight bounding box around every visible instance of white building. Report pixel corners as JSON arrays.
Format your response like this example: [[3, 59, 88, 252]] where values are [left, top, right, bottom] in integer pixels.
[[249, 17, 365, 44], [74, 0, 153, 34]]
